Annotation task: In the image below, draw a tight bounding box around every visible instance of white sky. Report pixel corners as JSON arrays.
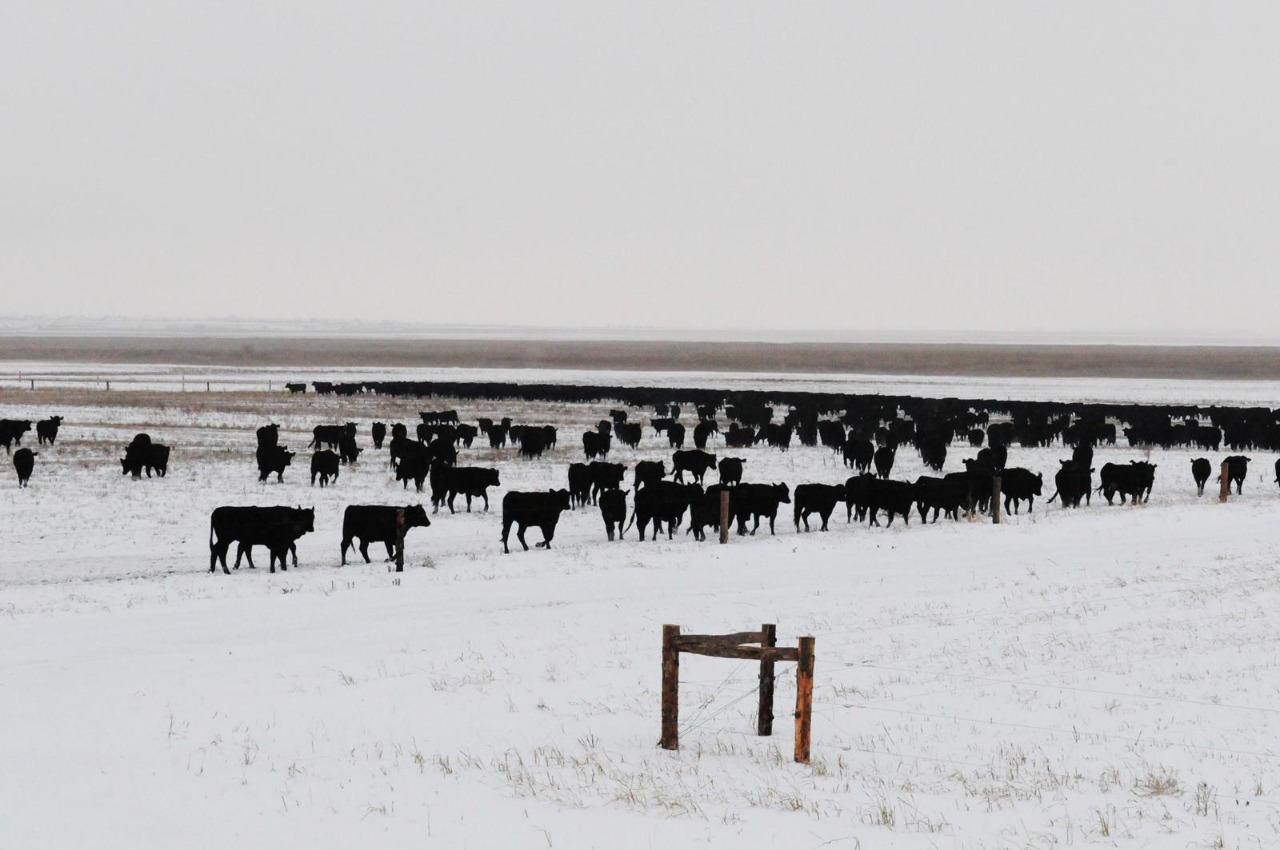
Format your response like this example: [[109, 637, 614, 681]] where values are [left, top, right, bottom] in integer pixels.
[[3, 3, 1279, 337]]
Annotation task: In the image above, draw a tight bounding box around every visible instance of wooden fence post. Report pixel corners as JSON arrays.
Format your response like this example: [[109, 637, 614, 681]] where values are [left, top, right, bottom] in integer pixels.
[[757, 623, 776, 736], [661, 625, 681, 750], [719, 490, 730, 544], [1219, 461, 1230, 503], [794, 636, 815, 764], [395, 508, 405, 572], [992, 475, 1002, 524]]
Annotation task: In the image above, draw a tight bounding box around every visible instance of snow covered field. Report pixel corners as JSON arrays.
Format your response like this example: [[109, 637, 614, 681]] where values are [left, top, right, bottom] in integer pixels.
[[3, 367, 1280, 848]]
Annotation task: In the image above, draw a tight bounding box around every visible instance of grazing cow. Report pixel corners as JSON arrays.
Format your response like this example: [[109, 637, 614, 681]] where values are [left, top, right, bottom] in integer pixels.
[[1098, 461, 1157, 505], [843, 438, 874, 473], [793, 483, 845, 532], [672, 449, 717, 484], [310, 450, 340, 487], [209, 506, 315, 574], [542, 425, 558, 449], [633, 460, 666, 491], [122, 436, 170, 479], [588, 461, 627, 504], [255, 444, 295, 483], [371, 422, 387, 449], [628, 481, 702, 541], [455, 423, 478, 448], [256, 424, 280, 449], [487, 425, 508, 449], [998, 468, 1043, 514], [285, 382, 306, 394], [600, 489, 629, 541], [568, 462, 592, 508], [36, 416, 63, 446], [1053, 461, 1093, 508], [732, 482, 791, 535], [873, 446, 896, 479], [583, 431, 611, 460], [519, 429, 547, 459], [615, 422, 642, 449], [918, 437, 947, 473], [394, 441, 435, 492], [501, 490, 572, 553], [650, 417, 675, 436], [337, 434, 362, 465], [765, 424, 793, 451], [1191, 457, 1212, 495], [667, 422, 687, 449], [725, 424, 758, 448], [443, 466, 501, 513], [0, 419, 33, 454], [309, 423, 356, 451], [13, 448, 36, 487], [1223, 455, 1250, 495], [340, 504, 431, 565]]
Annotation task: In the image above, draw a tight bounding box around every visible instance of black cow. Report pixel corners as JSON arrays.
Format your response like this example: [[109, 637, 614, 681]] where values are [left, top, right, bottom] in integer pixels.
[[844, 473, 877, 523], [867, 479, 916, 527], [338, 434, 362, 465], [583, 431, 611, 460], [628, 481, 702, 541], [633, 459, 666, 490], [1223, 455, 1250, 495], [285, 382, 306, 394], [13, 448, 36, 487], [394, 441, 432, 492], [913, 475, 967, 522], [843, 437, 874, 473], [793, 483, 844, 532], [371, 422, 387, 449], [873, 446, 896, 479], [444, 466, 501, 512], [693, 421, 718, 450], [732, 483, 791, 535], [1191, 457, 1212, 496], [256, 424, 280, 449], [672, 449, 717, 484], [615, 422, 642, 449], [519, 429, 547, 459], [976, 446, 1007, 472], [568, 462, 592, 507], [209, 506, 314, 574], [667, 422, 687, 449], [255, 445, 294, 483], [718, 457, 745, 486], [588, 461, 627, 504], [501, 490, 572, 553], [1047, 461, 1093, 508], [1098, 461, 1157, 505], [600, 489, 629, 541], [596, 420, 613, 437], [310, 423, 356, 451], [310, 450, 340, 487], [0, 419, 33, 454], [998, 468, 1043, 514], [36, 416, 63, 446], [455, 423, 478, 448], [610, 409, 628, 424], [123, 436, 171, 479], [650, 417, 675, 436], [340, 504, 431, 565]]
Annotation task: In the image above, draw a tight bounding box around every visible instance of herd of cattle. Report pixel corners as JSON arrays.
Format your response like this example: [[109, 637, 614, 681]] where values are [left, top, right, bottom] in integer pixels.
[[5, 377, 1280, 571]]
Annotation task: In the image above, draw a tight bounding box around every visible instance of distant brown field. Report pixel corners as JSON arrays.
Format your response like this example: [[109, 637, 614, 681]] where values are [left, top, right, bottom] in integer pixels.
[[2, 334, 1279, 380]]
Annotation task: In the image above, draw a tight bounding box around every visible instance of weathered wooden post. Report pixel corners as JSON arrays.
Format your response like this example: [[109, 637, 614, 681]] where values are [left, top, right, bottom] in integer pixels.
[[661, 624, 681, 750], [757, 623, 777, 736], [794, 636, 815, 764], [992, 475, 1002, 524], [719, 490, 730, 544], [30, 379, 34, 390], [105, 380, 110, 392], [206, 381, 211, 392], [394, 508, 406, 572], [1219, 461, 1230, 503]]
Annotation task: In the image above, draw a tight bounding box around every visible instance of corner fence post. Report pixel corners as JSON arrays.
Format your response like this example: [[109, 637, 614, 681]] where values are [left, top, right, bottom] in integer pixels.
[[757, 623, 776, 736], [661, 625, 681, 750], [719, 490, 730, 544], [992, 475, 1002, 524], [794, 636, 815, 764], [1219, 461, 1230, 503]]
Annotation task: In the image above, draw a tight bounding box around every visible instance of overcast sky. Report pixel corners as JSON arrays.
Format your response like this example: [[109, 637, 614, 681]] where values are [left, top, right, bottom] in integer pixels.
[[3, 3, 1278, 338]]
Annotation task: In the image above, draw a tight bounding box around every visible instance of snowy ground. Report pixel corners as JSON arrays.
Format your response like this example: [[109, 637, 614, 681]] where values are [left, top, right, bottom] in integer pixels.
[[3, 368, 1280, 848]]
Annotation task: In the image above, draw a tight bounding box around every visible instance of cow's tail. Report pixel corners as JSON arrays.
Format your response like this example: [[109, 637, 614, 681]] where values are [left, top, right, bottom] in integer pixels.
[[623, 508, 636, 534], [1046, 490, 1059, 504]]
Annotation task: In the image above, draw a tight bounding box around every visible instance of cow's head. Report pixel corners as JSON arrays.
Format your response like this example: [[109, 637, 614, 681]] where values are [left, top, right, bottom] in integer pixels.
[[403, 504, 431, 529], [549, 489, 572, 510]]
